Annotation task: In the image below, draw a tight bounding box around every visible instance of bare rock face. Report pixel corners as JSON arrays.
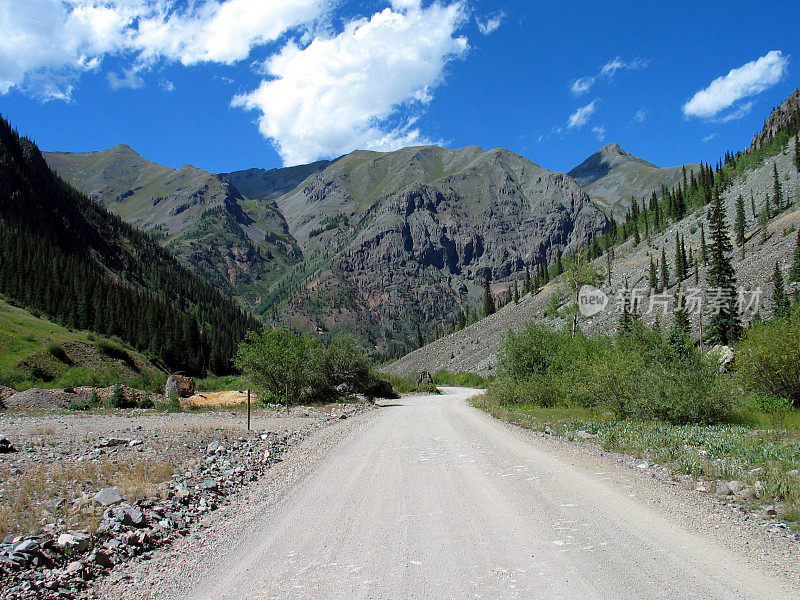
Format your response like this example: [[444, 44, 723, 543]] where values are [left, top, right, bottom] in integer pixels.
[[165, 375, 196, 398], [750, 88, 800, 149], [278, 146, 608, 349]]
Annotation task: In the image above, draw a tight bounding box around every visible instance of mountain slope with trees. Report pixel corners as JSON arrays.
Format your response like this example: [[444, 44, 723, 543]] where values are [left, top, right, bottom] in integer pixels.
[[0, 116, 259, 376]]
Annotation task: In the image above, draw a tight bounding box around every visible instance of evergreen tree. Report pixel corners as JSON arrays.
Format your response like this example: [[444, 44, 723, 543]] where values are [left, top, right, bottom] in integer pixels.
[[790, 230, 800, 284], [660, 248, 670, 290], [649, 256, 658, 291], [773, 262, 790, 318], [795, 133, 800, 173], [773, 162, 783, 210], [482, 275, 496, 317], [674, 232, 684, 281], [669, 286, 692, 356], [524, 265, 531, 294], [416, 322, 424, 349], [750, 192, 757, 220], [514, 280, 519, 303], [734, 194, 746, 254], [705, 193, 741, 345], [700, 223, 707, 264]]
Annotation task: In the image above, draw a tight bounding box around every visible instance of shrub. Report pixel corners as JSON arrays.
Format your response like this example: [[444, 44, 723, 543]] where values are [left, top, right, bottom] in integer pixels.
[[107, 384, 135, 409], [378, 373, 436, 394], [46, 344, 73, 365], [432, 370, 492, 388], [736, 308, 800, 405]]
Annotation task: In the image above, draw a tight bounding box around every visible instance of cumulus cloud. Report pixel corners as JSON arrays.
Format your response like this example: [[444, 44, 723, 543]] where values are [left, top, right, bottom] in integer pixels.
[[232, 2, 468, 165], [0, 0, 329, 98], [476, 12, 504, 36], [569, 56, 648, 96], [567, 100, 598, 129], [683, 50, 788, 120], [633, 108, 646, 122]]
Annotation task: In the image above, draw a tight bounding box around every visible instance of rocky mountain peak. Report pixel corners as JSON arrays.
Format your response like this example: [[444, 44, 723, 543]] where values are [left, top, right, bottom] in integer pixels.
[[750, 88, 800, 150]]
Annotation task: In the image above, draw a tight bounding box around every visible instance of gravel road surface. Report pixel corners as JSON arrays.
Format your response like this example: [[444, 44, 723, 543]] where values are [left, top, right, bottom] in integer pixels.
[[100, 387, 800, 599]]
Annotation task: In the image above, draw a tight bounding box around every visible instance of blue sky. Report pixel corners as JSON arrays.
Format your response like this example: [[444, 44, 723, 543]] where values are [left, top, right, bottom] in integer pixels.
[[1, 1, 798, 175]]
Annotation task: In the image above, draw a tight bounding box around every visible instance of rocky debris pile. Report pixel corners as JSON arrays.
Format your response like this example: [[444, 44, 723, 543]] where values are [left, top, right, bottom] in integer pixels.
[[4, 389, 74, 410], [0, 403, 371, 599], [165, 375, 195, 398], [0, 385, 15, 404]]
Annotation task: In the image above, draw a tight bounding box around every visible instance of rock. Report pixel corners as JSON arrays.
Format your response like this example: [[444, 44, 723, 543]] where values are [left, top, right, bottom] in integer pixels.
[[165, 375, 195, 398], [206, 440, 221, 455], [65, 561, 83, 575], [414, 370, 434, 387], [575, 430, 595, 440], [727, 480, 745, 494], [96, 438, 129, 448], [94, 487, 123, 506], [0, 437, 18, 453], [112, 506, 145, 527], [715, 482, 733, 496], [736, 487, 757, 502], [56, 532, 90, 553], [764, 505, 777, 516], [91, 550, 115, 568], [197, 479, 218, 492]]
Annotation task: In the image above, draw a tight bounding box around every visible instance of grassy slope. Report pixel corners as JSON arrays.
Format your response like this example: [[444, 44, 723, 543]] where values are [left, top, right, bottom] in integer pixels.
[[0, 296, 165, 391]]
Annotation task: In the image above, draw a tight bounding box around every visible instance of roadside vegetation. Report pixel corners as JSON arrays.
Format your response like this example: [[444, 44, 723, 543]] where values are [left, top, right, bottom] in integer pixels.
[[475, 304, 800, 522]]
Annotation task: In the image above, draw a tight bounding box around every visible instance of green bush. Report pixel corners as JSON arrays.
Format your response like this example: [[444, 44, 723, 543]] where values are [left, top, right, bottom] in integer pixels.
[[490, 321, 739, 425], [378, 373, 436, 394], [46, 343, 72, 365], [67, 390, 100, 411], [736, 308, 800, 406], [107, 384, 135, 409], [432, 370, 492, 388], [136, 397, 155, 409]]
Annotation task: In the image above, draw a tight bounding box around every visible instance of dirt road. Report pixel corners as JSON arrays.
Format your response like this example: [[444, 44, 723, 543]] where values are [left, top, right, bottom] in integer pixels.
[[107, 387, 799, 599]]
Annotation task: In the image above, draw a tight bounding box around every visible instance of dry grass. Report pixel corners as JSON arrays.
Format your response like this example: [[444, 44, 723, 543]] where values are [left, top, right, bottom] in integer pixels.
[[0, 457, 173, 538]]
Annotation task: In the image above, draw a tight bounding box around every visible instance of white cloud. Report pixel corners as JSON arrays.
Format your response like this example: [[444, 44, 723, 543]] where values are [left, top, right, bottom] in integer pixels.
[[570, 76, 595, 96], [232, 2, 468, 165], [599, 56, 648, 77], [0, 0, 329, 98], [476, 12, 504, 36], [570, 56, 648, 96], [108, 68, 144, 90], [159, 77, 175, 92], [592, 125, 606, 142], [683, 50, 788, 119], [702, 133, 718, 143], [633, 108, 646, 122], [567, 100, 598, 129]]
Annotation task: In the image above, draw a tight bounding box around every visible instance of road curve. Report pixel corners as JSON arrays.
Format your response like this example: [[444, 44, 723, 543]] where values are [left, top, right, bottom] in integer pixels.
[[176, 388, 798, 600]]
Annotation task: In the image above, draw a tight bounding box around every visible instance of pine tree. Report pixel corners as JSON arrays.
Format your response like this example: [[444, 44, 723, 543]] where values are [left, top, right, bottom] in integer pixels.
[[633, 220, 640, 245], [794, 133, 800, 173], [649, 256, 658, 291], [482, 275, 496, 317], [416, 323, 424, 349], [790, 230, 800, 283], [669, 286, 692, 356], [773, 262, 790, 318], [750, 192, 757, 220], [734, 194, 746, 249], [524, 265, 531, 294], [660, 248, 670, 290], [705, 193, 741, 345], [700, 223, 707, 265], [674, 232, 684, 281], [760, 195, 771, 242], [514, 281, 519, 304], [773, 162, 783, 210]]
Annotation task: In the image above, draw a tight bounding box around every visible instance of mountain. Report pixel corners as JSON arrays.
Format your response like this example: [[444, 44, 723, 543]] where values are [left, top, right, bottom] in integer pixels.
[[569, 142, 699, 213], [0, 116, 258, 375], [44, 146, 302, 306], [750, 88, 800, 149], [221, 160, 331, 203], [387, 95, 800, 375], [268, 145, 608, 349]]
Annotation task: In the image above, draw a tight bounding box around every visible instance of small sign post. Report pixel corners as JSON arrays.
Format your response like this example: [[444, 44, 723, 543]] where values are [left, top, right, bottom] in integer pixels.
[[247, 388, 251, 431]]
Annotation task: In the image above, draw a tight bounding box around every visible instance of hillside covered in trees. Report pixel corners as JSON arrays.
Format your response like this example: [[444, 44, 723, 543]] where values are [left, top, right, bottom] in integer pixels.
[[0, 116, 259, 376]]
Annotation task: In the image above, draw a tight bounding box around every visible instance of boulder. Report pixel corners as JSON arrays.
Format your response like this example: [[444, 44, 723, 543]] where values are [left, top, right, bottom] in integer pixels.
[[0, 437, 17, 453], [94, 487, 123, 506], [165, 375, 196, 398], [414, 370, 434, 387]]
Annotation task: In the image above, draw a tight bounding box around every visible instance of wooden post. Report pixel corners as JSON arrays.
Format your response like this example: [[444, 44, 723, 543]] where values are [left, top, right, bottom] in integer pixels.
[[247, 388, 251, 431]]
